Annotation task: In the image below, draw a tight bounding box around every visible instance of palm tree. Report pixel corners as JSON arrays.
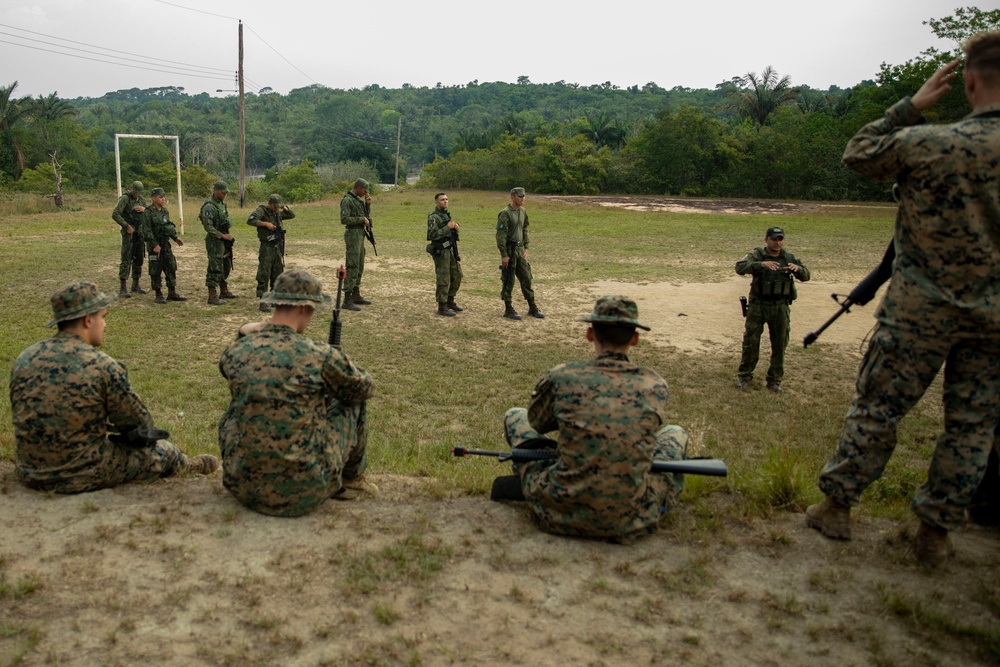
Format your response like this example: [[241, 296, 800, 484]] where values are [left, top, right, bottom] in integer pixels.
[[0, 81, 33, 178], [729, 66, 797, 127], [31, 92, 77, 143]]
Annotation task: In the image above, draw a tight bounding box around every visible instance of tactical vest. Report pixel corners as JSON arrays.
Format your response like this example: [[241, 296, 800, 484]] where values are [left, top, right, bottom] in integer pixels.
[[200, 197, 230, 232], [751, 249, 797, 301]]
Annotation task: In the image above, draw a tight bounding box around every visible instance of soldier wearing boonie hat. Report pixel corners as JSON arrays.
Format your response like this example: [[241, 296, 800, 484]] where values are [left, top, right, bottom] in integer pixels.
[[112, 180, 148, 298], [219, 268, 376, 516], [10, 282, 218, 494], [735, 225, 810, 393], [500, 294, 689, 541], [248, 194, 296, 312], [497, 186, 544, 320]]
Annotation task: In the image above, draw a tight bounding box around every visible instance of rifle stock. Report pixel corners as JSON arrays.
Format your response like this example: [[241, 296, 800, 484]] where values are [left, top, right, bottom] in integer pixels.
[[328, 265, 347, 349], [452, 446, 728, 477]]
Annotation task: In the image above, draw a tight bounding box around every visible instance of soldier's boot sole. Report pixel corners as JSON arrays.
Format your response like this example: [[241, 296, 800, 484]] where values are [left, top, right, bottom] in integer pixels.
[[805, 497, 852, 540]]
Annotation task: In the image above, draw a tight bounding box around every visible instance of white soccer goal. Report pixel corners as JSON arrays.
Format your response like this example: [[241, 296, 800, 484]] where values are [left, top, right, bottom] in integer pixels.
[[114, 134, 185, 233]]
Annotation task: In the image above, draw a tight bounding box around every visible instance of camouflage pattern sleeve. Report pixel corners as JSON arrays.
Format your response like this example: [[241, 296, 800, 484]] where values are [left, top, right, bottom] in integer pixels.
[[735, 248, 761, 275], [112, 194, 131, 229], [321, 348, 374, 406], [527, 373, 558, 434], [842, 98, 924, 181], [246, 206, 264, 227], [281, 207, 295, 221], [496, 209, 510, 256], [140, 208, 155, 251], [201, 202, 223, 237], [522, 210, 529, 250], [340, 194, 367, 226], [427, 209, 451, 242], [787, 251, 811, 282], [104, 360, 155, 433]]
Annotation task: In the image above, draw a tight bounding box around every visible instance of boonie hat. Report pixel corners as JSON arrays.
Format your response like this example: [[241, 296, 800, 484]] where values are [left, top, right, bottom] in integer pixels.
[[766, 226, 785, 238], [130, 180, 143, 193], [261, 269, 332, 306], [268, 193, 283, 206], [150, 187, 165, 196], [213, 180, 229, 193], [510, 187, 526, 197], [353, 178, 369, 191], [46, 282, 116, 328], [580, 295, 650, 331]]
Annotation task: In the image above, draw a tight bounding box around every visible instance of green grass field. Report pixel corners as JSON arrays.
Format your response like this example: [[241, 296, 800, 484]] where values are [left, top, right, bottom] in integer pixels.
[[0, 188, 940, 520]]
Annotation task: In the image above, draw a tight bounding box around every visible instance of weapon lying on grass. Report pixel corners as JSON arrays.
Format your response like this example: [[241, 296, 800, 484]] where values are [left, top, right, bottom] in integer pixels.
[[803, 241, 895, 348], [109, 427, 170, 446], [328, 264, 347, 350], [453, 445, 727, 501], [363, 201, 378, 256]]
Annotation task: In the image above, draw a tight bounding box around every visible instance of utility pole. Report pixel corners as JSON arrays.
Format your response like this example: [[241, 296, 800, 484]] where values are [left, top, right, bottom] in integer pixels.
[[394, 115, 401, 186], [238, 20, 246, 207]]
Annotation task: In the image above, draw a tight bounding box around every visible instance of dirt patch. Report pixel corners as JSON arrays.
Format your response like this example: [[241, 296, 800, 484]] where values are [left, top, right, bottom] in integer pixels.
[[2, 462, 997, 666], [548, 195, 894, 217]]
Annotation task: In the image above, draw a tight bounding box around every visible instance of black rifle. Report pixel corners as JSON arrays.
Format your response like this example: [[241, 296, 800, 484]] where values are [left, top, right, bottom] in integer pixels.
[[363, 201, 378, 256], [454, 446, 727, 501], [223, 226, 235, 267], [803, 242, 895, 347], [739, 295, 748, 318], [328, 265, 347, 349], [450, 227, 461, 262], [499, 239, 517, 286], [109, 427, 170, 446]]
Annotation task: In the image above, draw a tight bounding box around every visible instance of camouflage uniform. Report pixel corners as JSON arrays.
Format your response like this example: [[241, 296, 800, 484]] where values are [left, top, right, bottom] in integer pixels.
[[218, 269, 375, 517], [426, 205, 462, 305], [340, 188, 368, 297], [142, 200, 181, 291], [201, 190, 233, 289], [247, 196, 295, 298], [503, 296, 687, 541], [817, 97, 1000, 531], [112, 186, 146, 284], [9, 282, 187, 493], [497, 199, 536, 305], [736, 235, 810, 386]]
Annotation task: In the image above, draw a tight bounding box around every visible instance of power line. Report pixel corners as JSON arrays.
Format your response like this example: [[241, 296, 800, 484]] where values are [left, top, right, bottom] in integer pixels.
[[153, 0, 239, 21], [243, 24, 320, 86], [0, 39, 233, 82]]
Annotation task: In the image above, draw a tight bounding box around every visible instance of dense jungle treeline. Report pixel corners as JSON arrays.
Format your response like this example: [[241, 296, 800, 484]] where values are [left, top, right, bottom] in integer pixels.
[[1, 7, 996, 203]]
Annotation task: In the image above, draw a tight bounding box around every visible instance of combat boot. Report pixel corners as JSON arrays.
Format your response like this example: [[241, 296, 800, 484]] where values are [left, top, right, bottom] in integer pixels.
[[446, 299, 464, 312], [207, 287, 225, 306], [437, 303, 456, 317], [219, 282, 238, 299], [119, 280, 131, 298], [154, 289, 167, 305], [503, 302, 522, 320], [805, 496, 851, 540], [343, 301, 362, 311], [184, 454, 220, 475], [914, 521, 952, 567], [335, 474, 380, 500], [528, 302, 546, 319], [131, 280, 147, 295], [352, 288, 372, 305], [259, 302, 271, 313], [167, 289, 187, 302]]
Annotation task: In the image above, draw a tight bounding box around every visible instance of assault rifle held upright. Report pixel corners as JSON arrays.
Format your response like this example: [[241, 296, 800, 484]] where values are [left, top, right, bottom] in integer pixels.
[[363, 201, 377, 256], [328, 265, 347, 349]]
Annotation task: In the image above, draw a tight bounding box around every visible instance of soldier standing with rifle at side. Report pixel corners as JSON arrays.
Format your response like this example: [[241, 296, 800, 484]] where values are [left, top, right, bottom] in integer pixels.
[[247, 193, 295, 313], [141, 188, 187, 304], [426, 192, 463, 317], [201, 181, 237, 306], [340, 178, 374, 311], [497, 187, 544, 320], [111, 180, 147, 298]]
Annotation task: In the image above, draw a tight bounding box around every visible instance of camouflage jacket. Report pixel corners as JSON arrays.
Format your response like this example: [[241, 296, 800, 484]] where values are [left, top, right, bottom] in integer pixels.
[[218, 323, 375, 515], [519, 351, 671, 540], [496, 205, 529, 256], [112, 193, 146, 231], [200, 196, 231, 239], [10, 332, 154, 489], [141, 205, 179, 253], [843, 99, 1000, 336], [340, 192, 368, 228], [247, 204, 295, 244], [735, 248, 810, 302]]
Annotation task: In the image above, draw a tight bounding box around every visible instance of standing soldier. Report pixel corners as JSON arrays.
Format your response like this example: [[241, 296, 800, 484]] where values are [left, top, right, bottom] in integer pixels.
[[497, 187, 544, 320], [248, 193, 295, 313], [111, 180, 147, 298], [735, 226, 810, 392], [201, 181, 237, 306], [141, 187, 187, 304], [340, 178, 373, 312], [426, 192, 463, 317]]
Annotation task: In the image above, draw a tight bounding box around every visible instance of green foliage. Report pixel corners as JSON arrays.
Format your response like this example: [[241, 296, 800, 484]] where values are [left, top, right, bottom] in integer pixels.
[[144, 161, 178, 193], [9, 163, 55, 193], [270, 160, 324, 203], [182, 164, 218, 199]]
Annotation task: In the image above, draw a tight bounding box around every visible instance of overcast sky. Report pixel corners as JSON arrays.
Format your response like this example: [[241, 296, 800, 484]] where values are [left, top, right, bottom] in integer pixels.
[[0, 0, 975, 99]]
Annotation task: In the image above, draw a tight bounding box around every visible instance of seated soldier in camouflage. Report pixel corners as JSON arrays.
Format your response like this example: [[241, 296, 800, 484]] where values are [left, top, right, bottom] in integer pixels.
[[218, 269, 376, 517], [10, 282, 219, 494], [502, 295, 688, 541]]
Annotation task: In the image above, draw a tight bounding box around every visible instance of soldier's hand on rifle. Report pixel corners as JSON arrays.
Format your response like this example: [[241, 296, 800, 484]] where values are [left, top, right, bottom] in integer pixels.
[[222, 233, 234, 241], [447, 220, 459, 230], [153, 244, 161, 254], [264, 222, 276, 231], [126, 224, 135, 235], [501, 256, 510, 268], [761, 260, 781, 271], [363, 218, 371, 227], [786, 263, 801, 273]]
